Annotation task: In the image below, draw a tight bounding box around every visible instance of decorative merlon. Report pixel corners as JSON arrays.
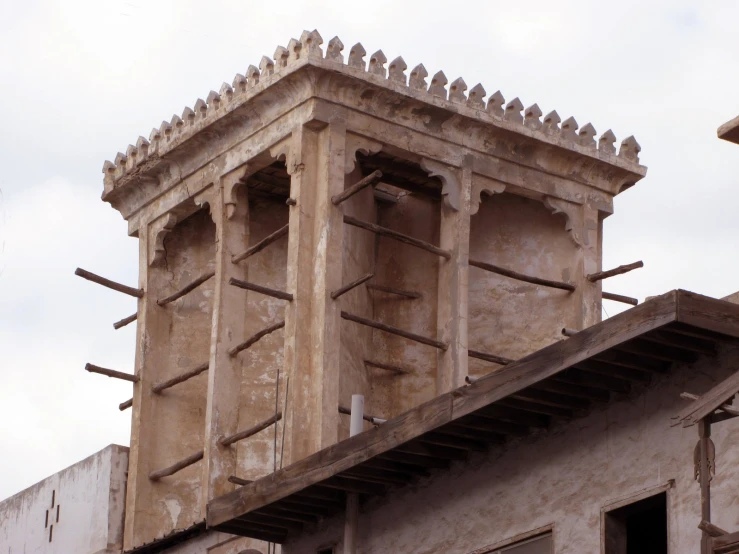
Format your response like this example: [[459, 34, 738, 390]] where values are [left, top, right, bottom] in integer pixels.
[[102, 29, 645, 192]]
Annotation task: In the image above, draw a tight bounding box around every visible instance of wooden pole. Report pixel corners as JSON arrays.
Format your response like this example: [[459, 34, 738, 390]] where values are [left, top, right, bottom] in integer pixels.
[[113, 313, 137, 330], [366, 284, 422, 299], [273, 368, 280, 473], [562, 328, 578, 337], [343, 215, 451, 260], [331, 170, 383, 206], [85, 363, 139, 383], [468, 259, 575, 292], [364, 360, 411, 375], [119, 398, 133, 411], [698, 418, 712, 554], [228, 320, 286, 357], [75, 268, 144, 298], [602, 292, 638, 306], [468, 349, 514, 366], [228, 476, 253, 486], [157, 271, 215, 306], [341, 311, 448, 351], [229, 278, 293, 301], [149, 450, 204, 481], [699, 520, 728, 538], [338, 405, 386, 425], [587, 261, 643, 282], [232, 224, 289, 264], [152, 362, 209, 394], [219, 412, 283, 447], [331, 273, 374, 300], [280, 376, 289, 470]]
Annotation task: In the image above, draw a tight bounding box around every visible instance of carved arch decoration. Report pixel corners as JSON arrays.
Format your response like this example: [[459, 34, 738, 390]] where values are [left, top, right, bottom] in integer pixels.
[[419, 158, 462, 211], [470, 174, 506, 215], [542, 196, 586, 248], [345, 134, 382, 175]]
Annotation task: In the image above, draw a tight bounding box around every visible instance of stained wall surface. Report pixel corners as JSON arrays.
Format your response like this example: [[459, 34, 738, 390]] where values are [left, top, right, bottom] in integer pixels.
[[0, 444, 128, 554], [283, 343, 739, 554]]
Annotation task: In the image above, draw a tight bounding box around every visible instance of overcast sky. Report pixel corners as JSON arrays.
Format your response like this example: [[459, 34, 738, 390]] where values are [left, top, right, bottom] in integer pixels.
[[1, 0, 738, 501]]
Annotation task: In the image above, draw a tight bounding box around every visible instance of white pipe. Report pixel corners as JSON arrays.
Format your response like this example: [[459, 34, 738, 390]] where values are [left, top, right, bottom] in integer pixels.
[[349, 394, 365, 437]]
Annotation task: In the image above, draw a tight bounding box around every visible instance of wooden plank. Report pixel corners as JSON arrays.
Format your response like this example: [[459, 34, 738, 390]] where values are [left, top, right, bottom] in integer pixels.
[[615, 339, 698, 364], [641, 330, 716, 356], [594, 350, 669, 373], [450, 290, 677, 420], [553, 369, 630, 394], [377, 450, 450, 469], [712, 530, 739, 551], [497, 398, 575, 418], [678, 368, 739, 427], [473, 405, 550, 428], [217, 519, 287, 543], [394, 441, 468, 461], [677, 289, 739, 340], [573, 360, 652, 383], [532, 380, 610, 403], [207, 392, 451, 527], [511, 388, 590, 410]]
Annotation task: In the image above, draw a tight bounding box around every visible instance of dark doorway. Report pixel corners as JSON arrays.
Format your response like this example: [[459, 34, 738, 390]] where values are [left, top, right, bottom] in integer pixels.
[[605, 492, 667, 554]]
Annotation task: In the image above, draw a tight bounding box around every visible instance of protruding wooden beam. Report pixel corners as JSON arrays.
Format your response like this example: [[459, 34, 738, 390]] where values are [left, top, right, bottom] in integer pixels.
[[113, 313, 137, 330], [229, 320, 286, 357], [338, 405, 386, 425], [149, 450, 204, 481], [699, 520, 728, 538], [232, 224, 289, 264], [468, 349, 514, 366], [85, 363, 139, 383], [75, 268, 143, 298], [331, 170, 383, 206], [366, 284, 422, 299], [152, 362, 209, 394], [587, 261, 643, 282], [343, 215, 451, 260], [229, 278, 293, 301], [119, 398, 133, 411], [364, 359, 411, 375], [228, 476, 254, 486], [331, 273, 374, 300], [341, 311, 448, 350], [469, 259, 575, 292], [219, 412, 283, 447], [602, 291, 639, 306], [157, 271, 215, 306], [562, 327, 578, 337], [681, 392, 739, 417]]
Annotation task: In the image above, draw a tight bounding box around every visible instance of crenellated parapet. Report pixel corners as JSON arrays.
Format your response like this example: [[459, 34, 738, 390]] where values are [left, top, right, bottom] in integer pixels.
[[102, 29, 645, 221]]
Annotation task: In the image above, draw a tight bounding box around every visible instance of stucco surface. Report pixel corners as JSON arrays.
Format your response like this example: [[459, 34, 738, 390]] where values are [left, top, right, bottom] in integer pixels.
[[284, 344, 739, 554], [0, 444, 128, 554]]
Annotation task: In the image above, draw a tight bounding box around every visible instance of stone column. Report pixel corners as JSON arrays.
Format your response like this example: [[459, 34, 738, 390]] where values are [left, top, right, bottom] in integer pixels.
[[282, 115, 347, 465], [199, 173, 249, 513], [575, 204, 602, 329], [429, 156, 472, 394]]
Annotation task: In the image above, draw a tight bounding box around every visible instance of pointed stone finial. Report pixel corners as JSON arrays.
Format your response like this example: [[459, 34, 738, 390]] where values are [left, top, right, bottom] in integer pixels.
[[504, 97, 524, 123], [368, 50, 387, 77], [219, 82, 233, 103], [103, 160, 116, 174], [561, 116, 578, 140], [114, 152, 127, 167], [598, 129, 617, 154], [579, 123, 597, 148], [247, 65, 260, 87], [449, 77, 467, 104], [287, 38, 302, 63], [259, 56, 274, 77], [170, 114, 183, 129], [159, 120, 172, 137], [348, 43, 366, 69], [125, 144, 137, 167], [542, 110, 560, 134], [388, 56, 407, 84], [486, 90, 504, 116], [149, 127, 160, 144], [524, 104, 542, 129], [467, 83, 486, 109], [409, 64, 428, 90], [136, 136, 150, 156], [300, 30, 323, 59], [193, 98, 207, 119], [232, 73, 247, 93], [273, 46, 289, 69], [619, 136, 641, 162], [182, 106, 196, 125], [326, 36, 344, 62], [206, 90, 221, 110], [428, 71, 448, 99]]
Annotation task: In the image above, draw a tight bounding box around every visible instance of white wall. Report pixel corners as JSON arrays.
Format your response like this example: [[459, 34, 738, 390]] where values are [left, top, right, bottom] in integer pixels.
[[283, 343, 739, 554], [0, 444, 128, 554]]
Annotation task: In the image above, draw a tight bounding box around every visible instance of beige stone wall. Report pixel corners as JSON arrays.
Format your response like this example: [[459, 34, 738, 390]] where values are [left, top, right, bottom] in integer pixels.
[[283, 344, 739, 554], [146, 209, 215, 533], [468, 193, 578, 376]]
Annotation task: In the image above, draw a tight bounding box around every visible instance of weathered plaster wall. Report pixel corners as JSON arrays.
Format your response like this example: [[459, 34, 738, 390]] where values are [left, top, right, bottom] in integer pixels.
[[157, 529, 273, 554], [234, 196, 289, 480], [0, 444, 128, 554], [146, 209, 216, 534], [284, 343, 739, 554], [368, 193, 440, 420], [468, 193, 577, 377]]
